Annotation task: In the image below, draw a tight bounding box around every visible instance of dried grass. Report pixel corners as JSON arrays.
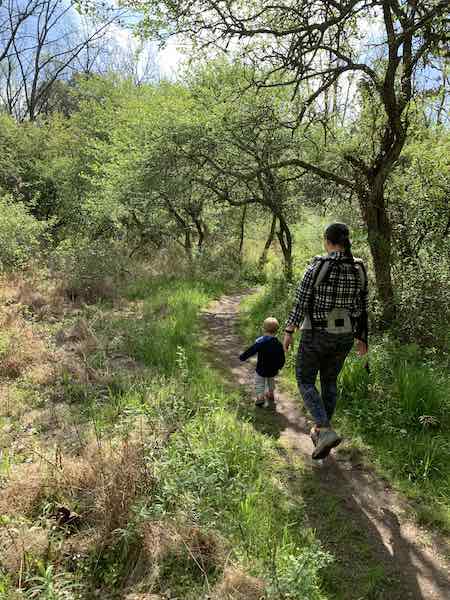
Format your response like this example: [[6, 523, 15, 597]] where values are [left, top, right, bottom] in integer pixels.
[[212, 568, 266, 600], [27, 361, 58, 385], [0, 463, 47, 517], [15, 278, 66, 320], [141, 521, 223, 573], [0, 383, 26, 418], [0, 440, 153, 533], [61, 276, 117, 305], [124, 594, 163, 600], [0, 524, 49, 575], [63, 441, 153, 536], [141, 522, 180, 563], [55, 318, 95, 346], [0, 312, 48, 379]]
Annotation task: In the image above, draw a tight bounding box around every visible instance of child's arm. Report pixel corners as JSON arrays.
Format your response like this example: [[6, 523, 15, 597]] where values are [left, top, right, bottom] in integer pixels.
[[239, 340, 261, 362]]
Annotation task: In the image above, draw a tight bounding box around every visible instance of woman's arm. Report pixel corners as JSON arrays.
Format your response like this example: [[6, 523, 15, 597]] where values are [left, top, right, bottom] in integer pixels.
[[354, 261, 369, 355], [284, 259, 319, 351]]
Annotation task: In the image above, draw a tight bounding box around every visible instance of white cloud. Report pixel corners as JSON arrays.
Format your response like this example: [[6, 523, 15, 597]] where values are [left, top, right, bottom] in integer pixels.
[[108, 23, 139, 50], [158, 38, 183, 78]]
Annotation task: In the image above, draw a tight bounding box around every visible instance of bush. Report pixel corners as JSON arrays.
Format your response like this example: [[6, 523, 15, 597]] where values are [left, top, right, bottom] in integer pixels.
[[0, 195, 48, 271], [394, 251, 450, 351], [338, 340, 450, 530], [52, 237, 131, 303]]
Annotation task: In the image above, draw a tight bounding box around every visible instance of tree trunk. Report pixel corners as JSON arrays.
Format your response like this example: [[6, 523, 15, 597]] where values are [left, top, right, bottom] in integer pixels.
[[276, 214, 293, 281], [238, 205, 247, 261], [258, 214, 277, 269], [193, 217, 206, 250], [184, 228, 193, 259], [164, 198, 193, 260], [358, 187, 395, 328]]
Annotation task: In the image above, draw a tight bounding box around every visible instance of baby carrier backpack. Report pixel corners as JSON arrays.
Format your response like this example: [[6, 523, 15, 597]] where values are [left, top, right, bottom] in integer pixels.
[[301, 256, 368, 334]]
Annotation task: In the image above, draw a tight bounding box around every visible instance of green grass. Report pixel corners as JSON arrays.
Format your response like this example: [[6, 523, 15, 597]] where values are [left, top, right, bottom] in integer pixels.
[[0, 273, 333, 600], [124, 276, 226, 374], [337, 341, 450, 532]]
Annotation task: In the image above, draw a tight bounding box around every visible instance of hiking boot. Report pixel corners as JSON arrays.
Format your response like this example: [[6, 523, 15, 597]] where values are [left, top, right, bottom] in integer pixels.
[[310, 427, 319, 447], [312, 429, 342, 460]]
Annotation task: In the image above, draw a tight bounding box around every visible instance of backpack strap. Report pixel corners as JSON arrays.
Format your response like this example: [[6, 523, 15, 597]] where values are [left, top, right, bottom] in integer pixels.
[[313, 258, 332, 289], [353, 259, 369, 344], [307, 257, 332, 329]]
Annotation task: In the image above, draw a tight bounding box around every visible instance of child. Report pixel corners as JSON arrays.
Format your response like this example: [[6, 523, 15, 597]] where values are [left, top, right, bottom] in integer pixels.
[[239, 317, 285, 409]]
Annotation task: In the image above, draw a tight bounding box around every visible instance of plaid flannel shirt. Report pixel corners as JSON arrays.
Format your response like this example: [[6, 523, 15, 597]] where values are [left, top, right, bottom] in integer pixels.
[[286, 251, 369, 330]]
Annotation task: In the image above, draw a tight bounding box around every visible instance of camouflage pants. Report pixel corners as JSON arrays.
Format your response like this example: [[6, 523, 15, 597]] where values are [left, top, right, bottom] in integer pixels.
[[296, 329, 354, 427]]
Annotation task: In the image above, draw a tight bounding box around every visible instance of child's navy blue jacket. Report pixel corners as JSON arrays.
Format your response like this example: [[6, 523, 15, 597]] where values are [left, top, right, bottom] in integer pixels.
[[239, 335, 285, 377]]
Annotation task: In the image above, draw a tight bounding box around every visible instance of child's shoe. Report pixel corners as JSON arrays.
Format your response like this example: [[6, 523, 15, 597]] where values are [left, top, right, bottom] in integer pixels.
[[265, 397, 276, 411]]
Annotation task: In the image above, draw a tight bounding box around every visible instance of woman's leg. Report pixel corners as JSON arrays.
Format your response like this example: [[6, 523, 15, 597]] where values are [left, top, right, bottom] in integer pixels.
[[296, 331, 330, 427], [320, 334, 354, 422]]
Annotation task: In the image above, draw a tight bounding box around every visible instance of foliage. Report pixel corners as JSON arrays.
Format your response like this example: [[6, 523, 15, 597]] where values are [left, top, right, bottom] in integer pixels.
[[394, 254, 450, 351], [52, 236, 131, 302], [0, 195, 49, 271]]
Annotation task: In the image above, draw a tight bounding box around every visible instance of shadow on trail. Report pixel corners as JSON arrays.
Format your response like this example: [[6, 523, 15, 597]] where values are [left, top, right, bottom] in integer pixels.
[[201, 293, 450, 600], [249, 396, 449, 600]]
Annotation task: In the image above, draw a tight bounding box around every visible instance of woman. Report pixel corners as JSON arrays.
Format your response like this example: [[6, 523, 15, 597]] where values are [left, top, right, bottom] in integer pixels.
[[283, 222, 369, 460]]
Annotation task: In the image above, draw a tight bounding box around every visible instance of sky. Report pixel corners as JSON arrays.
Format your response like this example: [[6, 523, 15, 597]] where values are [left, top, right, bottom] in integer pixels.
[[107, 20, 182, 79]]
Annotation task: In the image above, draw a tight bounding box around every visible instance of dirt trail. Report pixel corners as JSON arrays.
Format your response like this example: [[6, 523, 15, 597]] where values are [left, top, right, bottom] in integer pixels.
[[202, 292, 450, 600]]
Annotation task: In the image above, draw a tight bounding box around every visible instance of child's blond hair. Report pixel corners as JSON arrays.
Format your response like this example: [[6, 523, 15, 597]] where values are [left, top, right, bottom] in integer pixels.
[[263, 317, 279, 334]]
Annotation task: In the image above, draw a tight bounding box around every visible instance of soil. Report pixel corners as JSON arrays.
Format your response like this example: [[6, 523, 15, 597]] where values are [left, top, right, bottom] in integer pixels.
[[202, 292, 450, 600]]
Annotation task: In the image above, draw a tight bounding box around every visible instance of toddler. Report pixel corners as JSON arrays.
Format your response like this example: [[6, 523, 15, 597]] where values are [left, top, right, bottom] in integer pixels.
[[239, 317, 285, 409]]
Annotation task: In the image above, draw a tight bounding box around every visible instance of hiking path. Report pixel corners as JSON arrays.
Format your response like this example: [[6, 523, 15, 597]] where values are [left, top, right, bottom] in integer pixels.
[[202, 291, 450, 600]]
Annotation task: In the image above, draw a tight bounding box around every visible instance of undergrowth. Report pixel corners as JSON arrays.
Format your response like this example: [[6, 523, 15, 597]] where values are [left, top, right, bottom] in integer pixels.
[[0, 272, 331, 599]]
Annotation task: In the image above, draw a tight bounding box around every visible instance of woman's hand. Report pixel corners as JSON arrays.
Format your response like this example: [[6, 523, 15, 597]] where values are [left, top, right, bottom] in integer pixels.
[[356, 339, 368, 356], [283, 331, 294, 353]]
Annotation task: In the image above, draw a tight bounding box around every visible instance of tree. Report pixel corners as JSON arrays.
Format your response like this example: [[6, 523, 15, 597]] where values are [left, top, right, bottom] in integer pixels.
[[0, 1, 44, 64], [167, 63, 311, 279], [135, 0, 450, 326], [0, 0, 127, 120]]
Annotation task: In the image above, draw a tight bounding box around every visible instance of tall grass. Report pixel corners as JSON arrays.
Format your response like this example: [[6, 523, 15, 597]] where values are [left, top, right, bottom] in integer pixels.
[[0, 272, 332, 600], [125, 278, 220, 374], [337, 340, 450, 530]]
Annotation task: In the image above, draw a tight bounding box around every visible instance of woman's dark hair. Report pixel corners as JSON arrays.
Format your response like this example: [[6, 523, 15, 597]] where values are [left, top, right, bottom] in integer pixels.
[[325, 222, 354, 261]]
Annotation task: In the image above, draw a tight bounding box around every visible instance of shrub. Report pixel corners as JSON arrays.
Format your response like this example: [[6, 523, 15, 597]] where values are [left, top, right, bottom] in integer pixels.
[[394, 251, 450, 351], [52, 237, 131, 303], [0, 195, 48, 271]]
